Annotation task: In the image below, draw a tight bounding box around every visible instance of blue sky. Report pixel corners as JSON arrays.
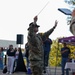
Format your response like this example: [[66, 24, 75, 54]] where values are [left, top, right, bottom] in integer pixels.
[[0, 0, 73, 48]]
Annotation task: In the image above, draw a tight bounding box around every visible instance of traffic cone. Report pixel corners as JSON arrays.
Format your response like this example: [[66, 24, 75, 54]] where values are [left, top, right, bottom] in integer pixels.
[[27, 67, 32, 74]]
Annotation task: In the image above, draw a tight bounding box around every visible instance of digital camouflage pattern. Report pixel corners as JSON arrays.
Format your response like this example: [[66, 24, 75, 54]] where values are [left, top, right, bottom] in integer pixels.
[[70, 9, 75, 35], [27, 22, 57, 75], [70, 17, 75, 35]]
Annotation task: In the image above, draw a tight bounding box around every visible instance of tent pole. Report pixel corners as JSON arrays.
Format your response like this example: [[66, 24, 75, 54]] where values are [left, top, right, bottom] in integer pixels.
[[54, 41, 59, 75]]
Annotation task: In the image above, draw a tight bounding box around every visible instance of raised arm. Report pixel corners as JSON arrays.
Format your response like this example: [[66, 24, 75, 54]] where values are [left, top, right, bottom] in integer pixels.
[[33, 15, 38, 24], [27, 16, 38, 45], [43, 20, 58, 37]]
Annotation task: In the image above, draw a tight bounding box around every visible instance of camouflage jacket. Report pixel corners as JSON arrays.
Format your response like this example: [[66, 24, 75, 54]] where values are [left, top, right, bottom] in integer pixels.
[[27, 25, 56, 61], [70, 17, 75, 35]]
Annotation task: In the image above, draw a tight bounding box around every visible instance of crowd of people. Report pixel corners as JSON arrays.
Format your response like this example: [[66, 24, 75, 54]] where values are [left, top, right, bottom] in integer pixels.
[[0, 45, 26, 74]]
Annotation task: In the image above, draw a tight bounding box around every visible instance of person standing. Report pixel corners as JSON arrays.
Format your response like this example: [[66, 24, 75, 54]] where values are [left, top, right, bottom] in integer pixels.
[[0, 47, 4, 70], [14, 48, 19, 67], [43, 37, 52, 72], [61, 43, 70, 75], [25, 42, 30, 69], [27, 15, 58, 75], [6, 45, 16, 74]]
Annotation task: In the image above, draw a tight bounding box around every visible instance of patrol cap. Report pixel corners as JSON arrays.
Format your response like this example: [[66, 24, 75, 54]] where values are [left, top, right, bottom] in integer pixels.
[[27, 22, 40, 30]]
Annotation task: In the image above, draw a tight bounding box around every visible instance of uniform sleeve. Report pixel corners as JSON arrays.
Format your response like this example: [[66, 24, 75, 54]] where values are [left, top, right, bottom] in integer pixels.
[[45, 27, 55, 36], [70, 17, 75, 35], [41, 26, 56, 39], [70, 17, 75, 25]]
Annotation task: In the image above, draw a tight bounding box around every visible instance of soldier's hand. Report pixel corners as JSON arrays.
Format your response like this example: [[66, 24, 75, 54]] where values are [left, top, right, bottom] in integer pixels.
[[72, 9, 75, 17], [53, 20, 58, 28], [33, 16, 38, 23]]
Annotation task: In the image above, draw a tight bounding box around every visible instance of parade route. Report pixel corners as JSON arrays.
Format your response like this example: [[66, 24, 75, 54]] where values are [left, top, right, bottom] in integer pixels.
[[0, 67, 62, 75], [0, 67, 72, 75]]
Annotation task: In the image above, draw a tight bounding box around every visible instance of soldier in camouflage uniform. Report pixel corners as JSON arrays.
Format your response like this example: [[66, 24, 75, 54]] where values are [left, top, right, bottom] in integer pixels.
[[27, 16, 58, 75]]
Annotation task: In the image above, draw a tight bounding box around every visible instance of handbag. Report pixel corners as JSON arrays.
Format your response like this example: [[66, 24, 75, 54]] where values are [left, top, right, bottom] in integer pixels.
[[3, 65, 7, 73]]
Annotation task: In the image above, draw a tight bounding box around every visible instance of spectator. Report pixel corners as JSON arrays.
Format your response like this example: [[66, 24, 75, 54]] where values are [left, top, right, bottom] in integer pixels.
[[0, 47, 4, 70], [14, 48, 27, 72], [14, 48, 19, 68], [6, 45, 16, 74], [25, 42, 30, 69], [43, 36, 52, 70], [61, 43, 70, 75]]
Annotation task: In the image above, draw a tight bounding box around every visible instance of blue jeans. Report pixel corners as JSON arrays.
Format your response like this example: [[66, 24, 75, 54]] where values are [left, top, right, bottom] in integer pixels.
[[0, 59, 3, 70], [61, 57, 69, 75], [26, 57, 30, 69], [44, 51, 49, 67]]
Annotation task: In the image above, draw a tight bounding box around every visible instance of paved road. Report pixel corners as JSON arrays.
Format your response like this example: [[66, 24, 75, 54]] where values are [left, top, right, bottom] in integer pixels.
[[0, 67, 72, 75], [0, 70, 27, 75]]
